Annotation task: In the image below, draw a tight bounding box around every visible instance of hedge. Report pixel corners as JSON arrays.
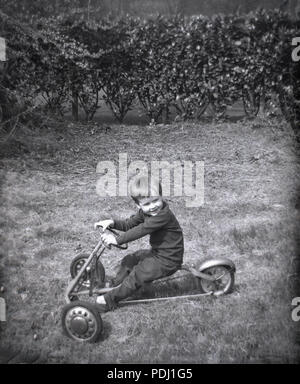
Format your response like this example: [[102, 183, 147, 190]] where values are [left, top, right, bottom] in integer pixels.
[[0, 9, 299, 128]]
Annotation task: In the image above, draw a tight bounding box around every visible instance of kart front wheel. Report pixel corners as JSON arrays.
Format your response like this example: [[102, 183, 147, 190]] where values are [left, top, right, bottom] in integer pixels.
[[62, 301, 103, 343], [198, 265, 234, 295]]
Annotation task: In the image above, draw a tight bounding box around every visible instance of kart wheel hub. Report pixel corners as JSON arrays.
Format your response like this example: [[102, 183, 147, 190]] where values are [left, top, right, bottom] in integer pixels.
[[71, 316, 89, 334], [65, 306, 96, 339]]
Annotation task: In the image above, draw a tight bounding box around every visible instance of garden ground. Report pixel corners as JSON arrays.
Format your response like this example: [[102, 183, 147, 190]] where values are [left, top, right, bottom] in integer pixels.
[[0, 112, 299, 363]]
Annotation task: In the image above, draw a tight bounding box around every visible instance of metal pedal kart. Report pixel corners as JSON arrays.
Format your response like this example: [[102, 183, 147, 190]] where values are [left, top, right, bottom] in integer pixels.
[[61, 227, 236, 343]]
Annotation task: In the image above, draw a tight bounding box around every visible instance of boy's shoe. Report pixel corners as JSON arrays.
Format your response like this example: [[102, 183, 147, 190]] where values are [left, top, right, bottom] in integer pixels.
[[96, 295, 109, 312]]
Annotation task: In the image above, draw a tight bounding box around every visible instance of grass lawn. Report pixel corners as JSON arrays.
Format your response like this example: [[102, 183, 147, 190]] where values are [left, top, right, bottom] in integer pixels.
[[0, 114, 299, 363]]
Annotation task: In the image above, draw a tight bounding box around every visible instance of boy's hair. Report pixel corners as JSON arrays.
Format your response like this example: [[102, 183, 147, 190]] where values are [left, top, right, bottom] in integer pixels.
[[129, 176, 162, 203]]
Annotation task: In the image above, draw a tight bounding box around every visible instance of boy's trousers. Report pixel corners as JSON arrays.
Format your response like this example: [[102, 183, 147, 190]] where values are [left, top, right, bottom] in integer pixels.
[[104, 249, 180, 309]]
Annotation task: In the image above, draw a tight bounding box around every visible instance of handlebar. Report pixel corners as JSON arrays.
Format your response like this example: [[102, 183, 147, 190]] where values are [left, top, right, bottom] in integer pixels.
[[97, 225, 128, 250]]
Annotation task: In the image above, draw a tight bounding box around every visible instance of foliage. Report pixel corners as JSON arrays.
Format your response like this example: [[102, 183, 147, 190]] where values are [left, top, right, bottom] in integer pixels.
[[0, 8, 299, 125]]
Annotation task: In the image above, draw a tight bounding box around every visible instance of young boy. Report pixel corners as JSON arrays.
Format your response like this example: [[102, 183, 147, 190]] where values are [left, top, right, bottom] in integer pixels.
[[94, 176, 184, 312]]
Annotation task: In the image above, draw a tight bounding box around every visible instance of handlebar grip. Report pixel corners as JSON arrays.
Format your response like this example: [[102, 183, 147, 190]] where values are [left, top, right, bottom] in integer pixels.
[[98, 225, 128, 250]]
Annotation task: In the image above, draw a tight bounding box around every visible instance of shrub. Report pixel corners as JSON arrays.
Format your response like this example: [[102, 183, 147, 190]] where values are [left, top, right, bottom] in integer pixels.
[[1, 9, 299, 126]]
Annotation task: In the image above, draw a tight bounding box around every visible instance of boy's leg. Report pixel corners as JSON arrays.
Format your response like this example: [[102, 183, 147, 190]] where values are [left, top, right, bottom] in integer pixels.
[[111, 249, 153, 286], [104, 255, 178, 309]]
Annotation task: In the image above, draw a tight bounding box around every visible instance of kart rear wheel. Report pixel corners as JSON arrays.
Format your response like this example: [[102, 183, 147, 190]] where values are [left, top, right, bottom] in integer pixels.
[[198, 265, 234, 295], [62, 301, 103, 343], [70, 253, 105, 288]]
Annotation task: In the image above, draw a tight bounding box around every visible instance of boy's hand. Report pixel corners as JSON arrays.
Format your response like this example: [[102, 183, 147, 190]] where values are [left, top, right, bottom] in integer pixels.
[[94, 219, 114, 231], [101, 233, 118, 248]]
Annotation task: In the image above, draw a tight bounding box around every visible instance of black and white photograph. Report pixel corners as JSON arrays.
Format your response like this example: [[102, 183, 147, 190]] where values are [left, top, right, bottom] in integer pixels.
[[0, 0, 300, 366]]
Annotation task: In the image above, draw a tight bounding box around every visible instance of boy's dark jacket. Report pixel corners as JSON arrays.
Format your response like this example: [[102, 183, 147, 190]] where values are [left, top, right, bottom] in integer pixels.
[[112, 202, 184, 266]]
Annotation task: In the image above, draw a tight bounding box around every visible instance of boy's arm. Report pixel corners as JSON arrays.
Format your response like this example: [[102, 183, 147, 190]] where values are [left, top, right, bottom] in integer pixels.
[[112, 210, 144, 232], [116, 213, 169, 245]]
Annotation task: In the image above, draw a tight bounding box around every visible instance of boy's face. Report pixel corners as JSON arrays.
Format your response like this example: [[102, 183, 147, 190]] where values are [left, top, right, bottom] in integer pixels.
[[137, 196, 164, 216]]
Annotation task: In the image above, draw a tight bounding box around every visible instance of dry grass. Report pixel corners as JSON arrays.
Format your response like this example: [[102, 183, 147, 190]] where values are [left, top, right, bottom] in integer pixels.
[[0, 115, 299, 363]]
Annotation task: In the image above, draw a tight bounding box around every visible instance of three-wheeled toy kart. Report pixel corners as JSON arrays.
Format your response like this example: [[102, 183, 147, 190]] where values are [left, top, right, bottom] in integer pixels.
[[61, 227, 236, 342]]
